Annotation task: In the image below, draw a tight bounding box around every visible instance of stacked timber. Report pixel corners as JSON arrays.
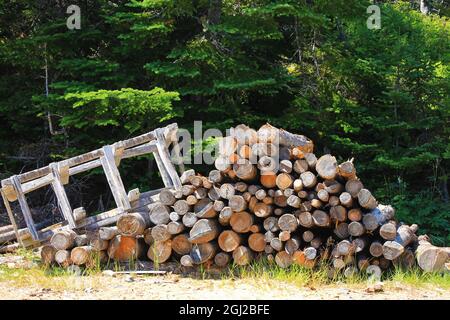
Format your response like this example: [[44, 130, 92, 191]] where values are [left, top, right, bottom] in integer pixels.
[[39, 124, 449, 274]]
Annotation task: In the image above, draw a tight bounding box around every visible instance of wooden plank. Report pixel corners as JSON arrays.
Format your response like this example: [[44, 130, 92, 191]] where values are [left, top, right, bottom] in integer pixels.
[[11, 175, 39, 240], [0, 188, 24, 247], [100, 145, 131, 211], [154, 149, 173, 188], [155, 128, 182, 190], [49, 163, 76, 228]]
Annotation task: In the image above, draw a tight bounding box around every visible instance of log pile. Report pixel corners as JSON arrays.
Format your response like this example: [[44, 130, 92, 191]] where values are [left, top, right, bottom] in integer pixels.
[[40, 124, 450, 275]]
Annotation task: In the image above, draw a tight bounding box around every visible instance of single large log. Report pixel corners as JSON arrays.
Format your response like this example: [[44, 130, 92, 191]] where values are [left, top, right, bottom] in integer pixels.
[[71, 246, 93, 265], [348, 221, 365, 237], [209, 170, 224, 184], [316, 155, 337, 180], [334, 222, 349, 239], [151, 225, 172, 242], [219, 183, 235, 199], [149, 203, 171, 223], [219, 207, 233, 226], [285, 237, 301, 255], [74, 234, 89, 247], [107, 235, 146, 262], [90, 236, 109, 251], [330, 205, 347, 222], [369, 242, 384, 257], [148, 240, 172, 264], [248, 233, 266, 252], [276, 173, 293, 190], [50, 230, 77, 250], [312, 210, 330, 227], [173, 200, 190, 216], [190, 242, 218, 264], [232, 245, 253, 265], [297, 211, 314, 228], [380, 222, 397, 240], [233, 160, 257, 181], [257, 124, 314, 152], [260, 172, 277, 189], [182, 212, 198, 228], [416, 238, 449, 272], [159, 189, 177, 206], [214, 252, 231, 267], [117, 212, 148, 237], [41, 245, 57, 265], [357, 189, 378, 209], [167, 221, 185, 235], [218, 230, 242, 252], [189, 219, 220, 244], [338, 160, 356, 180], [99, 226, 120, 241], [345, 180, 363, 199], [229, 195, 248, 212], [55, 250, 72, 267], [172, 233, 192, 255], [300, 172, 317, 189], [348, 208, 362, 222], [194, 199, 216, 218], [278, 214, 298, 232], [293, 160, 309, 175], [275, 251, 293, 268], [230, 211, 254, 233], [263, 216, 279, 232]]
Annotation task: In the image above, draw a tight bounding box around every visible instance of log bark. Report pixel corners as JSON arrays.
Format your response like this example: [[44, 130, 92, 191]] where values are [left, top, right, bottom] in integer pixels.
[[194, 199, 216, 218]]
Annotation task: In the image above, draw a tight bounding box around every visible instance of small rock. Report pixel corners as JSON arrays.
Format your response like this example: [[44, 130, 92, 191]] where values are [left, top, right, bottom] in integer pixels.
[[124, 275, 135, 282], [102, 270, 115, 277], [365, 282, 384, 293]]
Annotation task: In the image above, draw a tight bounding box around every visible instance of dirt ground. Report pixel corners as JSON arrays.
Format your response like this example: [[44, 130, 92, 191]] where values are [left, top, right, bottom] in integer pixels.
[[0, 273, 449, 300], [0, 254, 448, 300]]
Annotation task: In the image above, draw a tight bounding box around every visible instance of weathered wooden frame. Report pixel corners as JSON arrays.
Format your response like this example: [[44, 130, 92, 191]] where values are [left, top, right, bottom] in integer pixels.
[[0, 123, 183, 244]]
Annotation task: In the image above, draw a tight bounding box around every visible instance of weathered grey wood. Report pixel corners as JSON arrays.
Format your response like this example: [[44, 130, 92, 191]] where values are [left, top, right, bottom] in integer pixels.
[[155, 128, 182, 190], [101, 145, 131, 210], [1, 188, 23, 247], [50, 163, 76, 228], [11, 175, 38, 240]]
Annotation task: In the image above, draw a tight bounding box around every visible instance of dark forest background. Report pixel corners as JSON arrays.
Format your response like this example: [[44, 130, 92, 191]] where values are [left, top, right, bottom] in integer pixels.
[[0, 0, 449, 244]]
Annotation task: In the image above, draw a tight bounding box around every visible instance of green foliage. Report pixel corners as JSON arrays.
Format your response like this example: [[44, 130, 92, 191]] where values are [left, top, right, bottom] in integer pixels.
[[0, 0, 448, 243]]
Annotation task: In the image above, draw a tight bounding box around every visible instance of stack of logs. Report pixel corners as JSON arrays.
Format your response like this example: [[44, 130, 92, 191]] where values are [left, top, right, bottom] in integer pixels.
[[40, 124, 450, 275]]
